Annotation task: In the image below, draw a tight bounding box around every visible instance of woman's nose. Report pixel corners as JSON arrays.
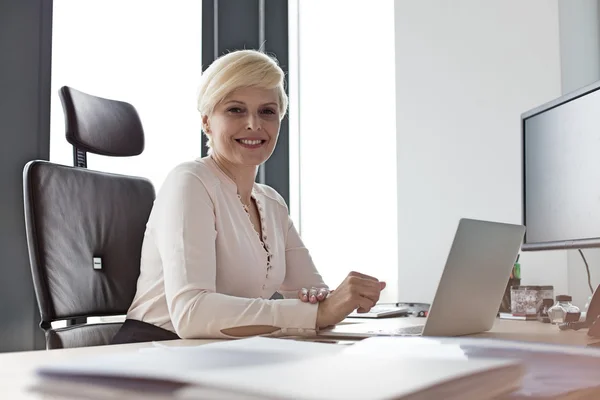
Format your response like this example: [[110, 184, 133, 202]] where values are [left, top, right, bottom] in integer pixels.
[[246, 113, 262, 131]]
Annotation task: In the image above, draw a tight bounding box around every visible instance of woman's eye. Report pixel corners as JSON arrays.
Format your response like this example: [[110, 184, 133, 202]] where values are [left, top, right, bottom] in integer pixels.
[[261, 108, 276, 115], [228, 107, 243, 113]]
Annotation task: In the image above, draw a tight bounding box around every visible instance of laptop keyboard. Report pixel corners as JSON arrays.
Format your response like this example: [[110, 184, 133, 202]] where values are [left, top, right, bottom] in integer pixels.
[[366, 325, 425, 336]]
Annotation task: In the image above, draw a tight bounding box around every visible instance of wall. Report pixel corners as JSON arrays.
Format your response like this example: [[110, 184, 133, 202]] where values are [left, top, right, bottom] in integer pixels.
[[558, 0, 600, 309], [296, 0, 398, 301], [394, 0, 567, 304], [558, 0, 600, 94], [0, 0, 50, 351]]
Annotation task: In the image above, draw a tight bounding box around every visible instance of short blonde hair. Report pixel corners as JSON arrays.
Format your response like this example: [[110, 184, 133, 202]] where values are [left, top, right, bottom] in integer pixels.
[[197, 50, 288, 151]]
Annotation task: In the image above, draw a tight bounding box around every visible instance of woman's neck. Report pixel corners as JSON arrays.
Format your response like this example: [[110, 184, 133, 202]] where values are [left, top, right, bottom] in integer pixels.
[[210, 153, 258, 204]]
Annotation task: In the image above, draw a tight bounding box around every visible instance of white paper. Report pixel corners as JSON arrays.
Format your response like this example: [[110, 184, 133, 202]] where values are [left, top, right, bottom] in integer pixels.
[[38, 337, 345, 383], [344, 336, 468, 360], [36, 336, 522, 400], [345, 336, 600, 398], [140, 336, 344, 356], [185, 352, 521, 400]]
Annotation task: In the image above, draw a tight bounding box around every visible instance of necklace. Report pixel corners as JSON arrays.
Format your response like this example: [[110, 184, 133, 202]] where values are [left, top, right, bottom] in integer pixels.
[[238, 195, 251, 214], [210, 155, 237, 183], [211, 156, 255, 209]]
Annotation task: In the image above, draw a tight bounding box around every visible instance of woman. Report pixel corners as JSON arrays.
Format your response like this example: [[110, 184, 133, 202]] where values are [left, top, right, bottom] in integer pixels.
[[113, 49, 386, 343]]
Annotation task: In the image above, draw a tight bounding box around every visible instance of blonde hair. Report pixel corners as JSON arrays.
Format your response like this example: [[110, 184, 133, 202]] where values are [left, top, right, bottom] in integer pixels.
[[197, 50, 288, 151]]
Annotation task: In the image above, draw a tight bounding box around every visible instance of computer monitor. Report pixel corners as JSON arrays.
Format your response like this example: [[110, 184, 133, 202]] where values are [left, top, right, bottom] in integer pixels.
[[522, 80, 600, 251]]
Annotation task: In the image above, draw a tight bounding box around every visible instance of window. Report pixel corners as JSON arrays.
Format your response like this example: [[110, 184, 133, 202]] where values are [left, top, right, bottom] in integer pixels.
[[290, 0, 398, 301], [50, 0, 203, 190], [49, 0, 202, 328]]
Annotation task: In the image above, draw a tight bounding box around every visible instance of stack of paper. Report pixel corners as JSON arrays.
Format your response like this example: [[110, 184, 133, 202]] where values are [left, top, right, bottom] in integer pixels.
[[344, 336, 600, 399], [33, 337, 523, 400]]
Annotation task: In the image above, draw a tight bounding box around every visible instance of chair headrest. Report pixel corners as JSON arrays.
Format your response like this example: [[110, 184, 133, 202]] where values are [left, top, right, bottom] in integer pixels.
[[58, 86, 145, 157]]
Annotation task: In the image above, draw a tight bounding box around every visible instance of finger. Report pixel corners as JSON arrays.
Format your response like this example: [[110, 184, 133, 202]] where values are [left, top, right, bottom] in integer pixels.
[[316, 288, 329, 301], [352, 277, 384, 292], [348, 271, 379, 281], [355, 296, 376, 313], [309, 287, 318, 304], [350, 281, 382, 302], [380, 281, 387, 290], [357, 287, 381, 305], [299, 288, 308, 302]]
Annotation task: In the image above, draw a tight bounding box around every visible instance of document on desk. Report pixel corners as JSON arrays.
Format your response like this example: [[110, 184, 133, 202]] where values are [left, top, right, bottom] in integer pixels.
[[181, 352, 522, 400], [33, 336, 523, 400], [345, 336, 600, 399]]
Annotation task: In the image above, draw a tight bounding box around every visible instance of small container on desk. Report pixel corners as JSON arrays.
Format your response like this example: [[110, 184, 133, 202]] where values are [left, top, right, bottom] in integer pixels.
[[511, 285, 554, 318], [548, 295, 581, 325], [536, 298, 554, 323]]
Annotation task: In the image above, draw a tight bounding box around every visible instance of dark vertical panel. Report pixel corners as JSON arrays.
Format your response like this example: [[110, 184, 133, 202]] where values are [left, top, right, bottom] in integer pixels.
[[0, 0, 52, 352], [200, 0, 290, 205], [263, 0, 289, 206], [200, 0, 215, 157], [218, 0, 260, 52]]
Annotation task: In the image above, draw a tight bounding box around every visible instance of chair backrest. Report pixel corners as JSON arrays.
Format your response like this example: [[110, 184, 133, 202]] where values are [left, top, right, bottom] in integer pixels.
[[23, 86, 155, 349], [59, 86, 145, 166]]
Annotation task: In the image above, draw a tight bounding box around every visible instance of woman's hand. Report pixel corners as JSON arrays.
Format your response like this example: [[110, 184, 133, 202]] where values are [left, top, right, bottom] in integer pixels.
[[298, 287, 330, 304], [315, 271, 386, 328]]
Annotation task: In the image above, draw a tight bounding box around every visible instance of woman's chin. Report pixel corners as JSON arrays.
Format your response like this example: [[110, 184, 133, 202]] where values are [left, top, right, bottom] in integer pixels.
[[214, 147, 274, 168], [235, 150, 273, 166]]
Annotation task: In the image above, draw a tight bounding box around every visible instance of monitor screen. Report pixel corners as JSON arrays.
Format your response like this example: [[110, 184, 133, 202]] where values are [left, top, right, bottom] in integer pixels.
[[523, 84, 600, 250]]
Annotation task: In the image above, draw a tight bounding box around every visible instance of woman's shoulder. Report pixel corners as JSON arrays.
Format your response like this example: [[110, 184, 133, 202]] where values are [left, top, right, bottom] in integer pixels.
[[165, 158, 219, 184], [159, 158, 221, 197], [254, 183, 288, 212]]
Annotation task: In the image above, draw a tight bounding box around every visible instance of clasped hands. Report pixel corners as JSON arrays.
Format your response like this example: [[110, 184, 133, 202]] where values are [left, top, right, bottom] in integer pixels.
[[297, 271, 386, 329]]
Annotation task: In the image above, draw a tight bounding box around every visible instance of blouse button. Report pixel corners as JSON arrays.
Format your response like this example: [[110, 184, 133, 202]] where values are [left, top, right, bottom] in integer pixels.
[[263, 235, 267, 241]]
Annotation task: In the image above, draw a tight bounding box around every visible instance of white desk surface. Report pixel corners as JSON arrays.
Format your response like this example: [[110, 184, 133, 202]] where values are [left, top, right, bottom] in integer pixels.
[[2, 318, 599, 399], [321, 317, 600, 346], [1, 339, 217, 399]]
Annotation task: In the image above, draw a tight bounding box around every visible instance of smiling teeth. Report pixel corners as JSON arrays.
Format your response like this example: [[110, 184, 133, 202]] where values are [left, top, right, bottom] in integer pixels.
[[240, 139, 262, 145]]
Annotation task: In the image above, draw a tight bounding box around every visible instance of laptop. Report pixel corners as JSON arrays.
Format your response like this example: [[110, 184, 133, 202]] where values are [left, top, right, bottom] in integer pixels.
[[318, 218, 526, 338]]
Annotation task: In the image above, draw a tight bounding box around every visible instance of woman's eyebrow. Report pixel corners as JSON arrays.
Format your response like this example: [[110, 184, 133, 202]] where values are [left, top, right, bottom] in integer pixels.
[[223, 100, 277, 107], [223, 100, 245, 105]]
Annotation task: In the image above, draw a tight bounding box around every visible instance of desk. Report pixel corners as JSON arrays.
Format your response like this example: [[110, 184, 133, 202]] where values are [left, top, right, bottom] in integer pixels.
[[320, 317, 600, 346], [1, 318, 599, 399], [0, 339, 216, 400], [471, 318, 600, 346]]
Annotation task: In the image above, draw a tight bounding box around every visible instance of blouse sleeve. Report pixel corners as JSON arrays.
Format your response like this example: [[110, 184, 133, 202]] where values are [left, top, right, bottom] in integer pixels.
[[153, 168, 319, 339], [278, 217, 329, 299]]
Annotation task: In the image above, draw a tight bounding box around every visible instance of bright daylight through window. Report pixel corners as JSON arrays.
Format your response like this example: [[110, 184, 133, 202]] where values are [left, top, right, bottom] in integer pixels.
[[50, 1, 203, 191], [290, 0, 398, 301]]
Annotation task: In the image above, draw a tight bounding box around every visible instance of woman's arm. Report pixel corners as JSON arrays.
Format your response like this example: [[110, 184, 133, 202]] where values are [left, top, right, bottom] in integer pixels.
[[278, 217, 329, 299], [153, 167, 318, 339]]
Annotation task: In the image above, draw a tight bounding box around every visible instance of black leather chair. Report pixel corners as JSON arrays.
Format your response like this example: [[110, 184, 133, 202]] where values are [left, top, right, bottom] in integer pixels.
[[23, 86, 155, 349]]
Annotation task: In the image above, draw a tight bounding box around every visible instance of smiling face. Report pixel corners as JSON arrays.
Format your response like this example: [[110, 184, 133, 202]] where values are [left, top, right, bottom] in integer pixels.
[[203, 86, 281, 167]]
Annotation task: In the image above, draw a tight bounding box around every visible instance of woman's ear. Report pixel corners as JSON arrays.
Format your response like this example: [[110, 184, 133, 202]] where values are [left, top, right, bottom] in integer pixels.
[[202, 115, 210, 133]]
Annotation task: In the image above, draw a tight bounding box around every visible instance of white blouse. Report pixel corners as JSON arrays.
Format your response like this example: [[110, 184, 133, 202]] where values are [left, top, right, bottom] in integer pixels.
[[126, 156, 328, 339]]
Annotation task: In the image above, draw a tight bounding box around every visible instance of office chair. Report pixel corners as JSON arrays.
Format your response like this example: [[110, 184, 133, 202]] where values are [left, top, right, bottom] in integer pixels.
[[23, 86, 155, 349]]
